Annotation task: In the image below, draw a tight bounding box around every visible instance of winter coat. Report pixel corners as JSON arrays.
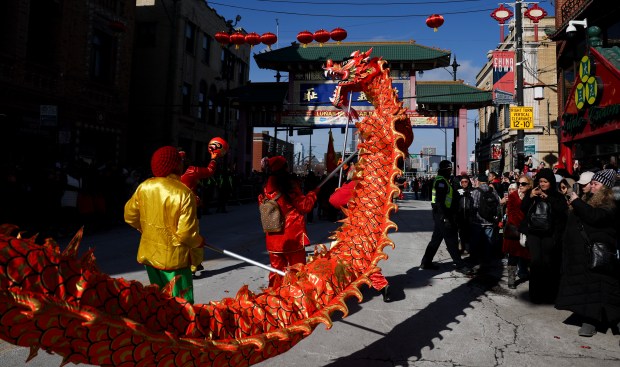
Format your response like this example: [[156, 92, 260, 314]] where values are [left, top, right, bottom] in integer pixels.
[[555, 197, 620, 322], [124, 174, 203, 270], [455, 186, 473, 224], [470, 183, 500, 226], [502, 190, 530, 259], [259, 176, 318, 253]]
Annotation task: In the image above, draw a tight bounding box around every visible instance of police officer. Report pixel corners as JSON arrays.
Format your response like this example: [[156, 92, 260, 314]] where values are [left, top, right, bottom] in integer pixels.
[[420, 160, 472, 274]]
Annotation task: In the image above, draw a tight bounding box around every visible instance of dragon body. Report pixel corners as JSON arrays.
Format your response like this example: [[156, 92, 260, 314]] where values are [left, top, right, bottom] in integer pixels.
[[0, 49, 412, 366]]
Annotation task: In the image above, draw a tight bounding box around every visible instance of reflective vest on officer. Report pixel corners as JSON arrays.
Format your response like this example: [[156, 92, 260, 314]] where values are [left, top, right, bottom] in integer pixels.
[[431, 176, 453, 209]]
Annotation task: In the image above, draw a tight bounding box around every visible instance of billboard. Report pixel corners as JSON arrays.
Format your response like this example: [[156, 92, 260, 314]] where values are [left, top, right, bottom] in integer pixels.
[[492, 50, 515, 103]]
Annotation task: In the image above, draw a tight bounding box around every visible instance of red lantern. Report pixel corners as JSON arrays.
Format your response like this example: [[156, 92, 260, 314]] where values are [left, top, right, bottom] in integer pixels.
[[230, 31, 245, 49], [425, 14, 444, 32], [313, 29, 330, 47], [330, 27, 347, 44], [214, 31, 230, 46], [245, 32, 261, 48], [261, 32, 277, 50], [297, 30, 314, 48]]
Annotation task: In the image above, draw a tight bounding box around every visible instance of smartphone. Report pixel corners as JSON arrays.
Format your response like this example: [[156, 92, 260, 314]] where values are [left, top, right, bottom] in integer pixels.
[[503, 192, 508, 198], [572, 182, 580, 196]]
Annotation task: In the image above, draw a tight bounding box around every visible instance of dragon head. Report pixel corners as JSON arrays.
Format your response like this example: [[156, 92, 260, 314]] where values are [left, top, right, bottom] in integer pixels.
[[323, 49, 381, 118]]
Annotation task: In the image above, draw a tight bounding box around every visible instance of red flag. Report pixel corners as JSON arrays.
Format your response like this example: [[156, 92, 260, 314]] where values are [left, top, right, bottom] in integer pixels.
[[326, 130, 338, 173]]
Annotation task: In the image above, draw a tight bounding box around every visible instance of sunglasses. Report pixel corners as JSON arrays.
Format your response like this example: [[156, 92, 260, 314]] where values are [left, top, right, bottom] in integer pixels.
[[517, 182, 529, 186]]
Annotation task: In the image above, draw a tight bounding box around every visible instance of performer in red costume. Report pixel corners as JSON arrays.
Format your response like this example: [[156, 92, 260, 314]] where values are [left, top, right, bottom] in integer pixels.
[[259, 156, 319, 288], [329, 164, 392, 302], [180, 137, 228, 275]]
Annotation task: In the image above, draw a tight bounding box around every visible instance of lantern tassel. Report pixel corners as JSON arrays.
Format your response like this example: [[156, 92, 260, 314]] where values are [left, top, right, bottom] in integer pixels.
[[434, 27, 438, 32]]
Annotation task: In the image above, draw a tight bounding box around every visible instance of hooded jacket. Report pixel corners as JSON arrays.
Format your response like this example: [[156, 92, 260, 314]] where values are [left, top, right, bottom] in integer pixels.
[[259, 175, 317, 253], [124, 174, 203, 270], [520, 168, 568, 237]]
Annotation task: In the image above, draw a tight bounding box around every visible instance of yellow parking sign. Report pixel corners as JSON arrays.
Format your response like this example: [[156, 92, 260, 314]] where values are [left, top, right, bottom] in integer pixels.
[[510, 106, 534, 129]]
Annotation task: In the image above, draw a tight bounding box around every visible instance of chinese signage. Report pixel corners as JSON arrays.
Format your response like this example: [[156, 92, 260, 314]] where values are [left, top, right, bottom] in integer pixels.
[[510, 106, 533, 129], [492, 50, 514, 103], [575, 55, 599, 110], [281, 80, 457, 128]]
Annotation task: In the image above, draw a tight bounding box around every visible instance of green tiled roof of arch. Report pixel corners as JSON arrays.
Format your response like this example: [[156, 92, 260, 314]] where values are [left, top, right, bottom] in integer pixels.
[[254, 42, 451, 71], [417, 81, 493, 106]]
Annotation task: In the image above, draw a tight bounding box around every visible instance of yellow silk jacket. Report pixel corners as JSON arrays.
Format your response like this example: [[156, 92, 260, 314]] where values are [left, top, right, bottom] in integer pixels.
[[124, 174, 203, 270]]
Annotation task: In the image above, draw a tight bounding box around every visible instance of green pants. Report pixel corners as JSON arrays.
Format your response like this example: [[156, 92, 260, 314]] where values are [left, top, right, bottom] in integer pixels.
[[145, 266, 194, 304]]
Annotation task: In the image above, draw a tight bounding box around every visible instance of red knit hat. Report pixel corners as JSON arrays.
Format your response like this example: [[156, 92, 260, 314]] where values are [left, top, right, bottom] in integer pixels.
[[151, 146, 181, 177], [268, 156, 287, 172]]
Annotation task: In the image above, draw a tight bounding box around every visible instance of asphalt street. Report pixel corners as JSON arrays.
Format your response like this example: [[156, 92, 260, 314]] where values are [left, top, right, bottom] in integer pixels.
[[1, 195, 619, 366]]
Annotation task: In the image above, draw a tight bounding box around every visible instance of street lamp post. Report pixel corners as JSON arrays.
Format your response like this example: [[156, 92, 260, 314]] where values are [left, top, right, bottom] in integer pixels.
[[515, 0, 526, 171]]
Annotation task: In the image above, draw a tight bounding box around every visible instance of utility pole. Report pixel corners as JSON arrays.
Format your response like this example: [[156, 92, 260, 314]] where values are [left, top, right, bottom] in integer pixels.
[[515, 0, 525, 171], [450, 55, 459, 175]]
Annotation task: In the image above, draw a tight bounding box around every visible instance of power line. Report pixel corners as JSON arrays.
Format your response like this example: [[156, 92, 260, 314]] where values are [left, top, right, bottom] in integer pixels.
[[208, 1, 495, 18], [257, 0, 483, 5]]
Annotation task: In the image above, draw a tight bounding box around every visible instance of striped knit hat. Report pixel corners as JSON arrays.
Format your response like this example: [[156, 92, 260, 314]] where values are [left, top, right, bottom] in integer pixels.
[[592, 169, 617, 188]]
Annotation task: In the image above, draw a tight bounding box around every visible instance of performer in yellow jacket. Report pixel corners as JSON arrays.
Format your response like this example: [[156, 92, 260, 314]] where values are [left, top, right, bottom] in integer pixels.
[[124, 146, 204, 304]]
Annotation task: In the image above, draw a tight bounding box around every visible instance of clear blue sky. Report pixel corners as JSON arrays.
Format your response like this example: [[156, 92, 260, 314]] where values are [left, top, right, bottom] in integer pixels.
[[209, 0, 555, 159]]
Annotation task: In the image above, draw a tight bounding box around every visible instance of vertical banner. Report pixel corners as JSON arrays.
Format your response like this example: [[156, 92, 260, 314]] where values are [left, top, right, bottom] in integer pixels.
[[492, 50, 515, 104]]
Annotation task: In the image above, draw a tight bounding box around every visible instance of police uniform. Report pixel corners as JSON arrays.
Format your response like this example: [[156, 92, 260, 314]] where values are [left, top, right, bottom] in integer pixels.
[[420, 162, 470, 273]]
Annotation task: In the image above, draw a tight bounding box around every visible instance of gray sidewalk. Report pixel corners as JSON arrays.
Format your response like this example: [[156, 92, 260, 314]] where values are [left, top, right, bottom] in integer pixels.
[[1, 198, 619, 366]]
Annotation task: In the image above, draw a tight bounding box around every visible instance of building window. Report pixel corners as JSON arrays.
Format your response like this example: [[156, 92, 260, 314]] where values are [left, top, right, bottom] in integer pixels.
[[136, 22, 157, 48], [90, 29, 117, 84], [185, 22, 196, 54], [208, 97, 215, 124], [202, 33, 211, 64], [26, 0, 62, 65], [182, 83, 192, 116], [217, 105, 223, 126], [220, 49, 235, 81], [238, 62, 246, 83], [198, 81, 207, 122]]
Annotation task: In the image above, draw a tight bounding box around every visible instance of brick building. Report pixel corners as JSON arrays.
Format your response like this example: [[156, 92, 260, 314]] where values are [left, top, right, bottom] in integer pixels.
[[475, 16, 559, 173], [0, 0, 135, 170], [129, 0, 252, 172]]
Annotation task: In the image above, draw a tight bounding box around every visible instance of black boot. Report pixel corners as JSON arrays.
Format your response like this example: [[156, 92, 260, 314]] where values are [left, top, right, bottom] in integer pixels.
[[507, 265, 517, 289], [578, 322, 597, 337], [381, 285, 392, 302]]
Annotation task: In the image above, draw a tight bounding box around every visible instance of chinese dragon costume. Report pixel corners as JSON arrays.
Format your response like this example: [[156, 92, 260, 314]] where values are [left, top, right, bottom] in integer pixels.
[[0, 48, 413, 366]]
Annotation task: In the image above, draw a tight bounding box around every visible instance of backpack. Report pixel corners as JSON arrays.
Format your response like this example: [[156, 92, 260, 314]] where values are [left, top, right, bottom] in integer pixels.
[[477, 188, 499, 223], [259, 193, 283, 233], [528, 199, 552, 233]]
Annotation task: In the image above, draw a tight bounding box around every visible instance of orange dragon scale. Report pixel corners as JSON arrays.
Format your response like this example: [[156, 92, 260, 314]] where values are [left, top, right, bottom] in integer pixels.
[[0, 49, 413, 366]]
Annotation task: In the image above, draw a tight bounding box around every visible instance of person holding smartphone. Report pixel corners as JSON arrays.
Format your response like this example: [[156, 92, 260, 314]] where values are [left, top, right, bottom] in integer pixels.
[[556, 169, 619, 337], [520, 168, 568, 304]]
